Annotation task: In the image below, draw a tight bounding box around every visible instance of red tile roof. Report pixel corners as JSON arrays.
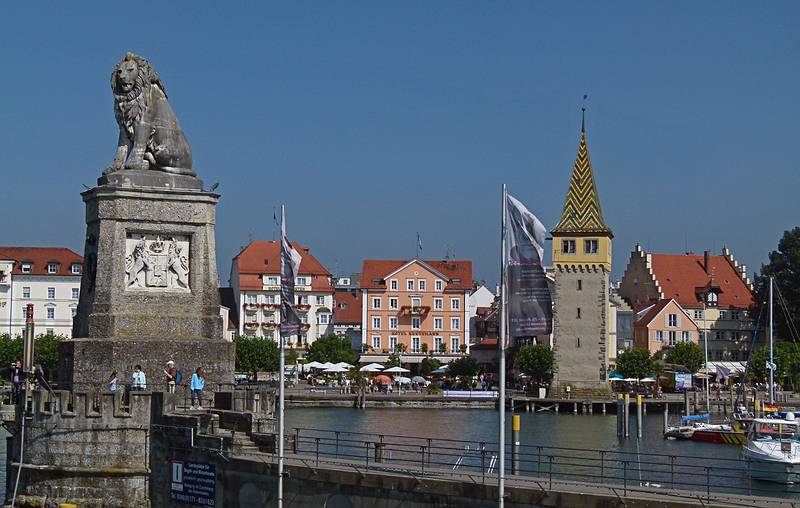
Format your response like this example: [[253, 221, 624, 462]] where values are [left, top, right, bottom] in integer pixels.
[[0, 247, 82, 276], [470, 338, 498, 350], [360, 259, 473, 291], [634, 299, 673, 327], [650, 253, 753, 309], [333, 290, 362, 325], [233, 240, 333, 292]]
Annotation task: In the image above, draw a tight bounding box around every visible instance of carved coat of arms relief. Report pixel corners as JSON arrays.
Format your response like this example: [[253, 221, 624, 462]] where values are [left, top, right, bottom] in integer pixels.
[[125, 235, 190, 291]]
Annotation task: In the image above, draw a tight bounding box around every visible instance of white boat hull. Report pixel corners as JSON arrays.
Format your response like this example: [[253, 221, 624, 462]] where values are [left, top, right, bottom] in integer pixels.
[[743, 447, 800, 483]]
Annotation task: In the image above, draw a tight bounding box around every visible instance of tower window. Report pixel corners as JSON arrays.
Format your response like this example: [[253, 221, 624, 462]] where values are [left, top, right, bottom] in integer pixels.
[[576, 337, 581, 348], [576, 308, 581, 319], [584, 239, 599, 254], [577, 279, 582, 290], [562, 240, 576, 255]]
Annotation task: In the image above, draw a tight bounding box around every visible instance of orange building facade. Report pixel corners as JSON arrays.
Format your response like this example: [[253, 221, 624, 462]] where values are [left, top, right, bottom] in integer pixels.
[[633, 299, 699, 354], [360, 258, 472, 358]]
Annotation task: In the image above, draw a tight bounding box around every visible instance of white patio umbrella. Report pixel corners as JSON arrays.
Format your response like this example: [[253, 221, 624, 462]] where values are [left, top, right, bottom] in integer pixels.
[[383, 366, 410, 373], [431, 365, 449, 375], [334, 362, 354, 369], [304, 361, 324, 369], [639, 377, 656, 383], [323, 365, 349, 373], [622, 378, 639, 382], [395, 376, 412, 384], [359, 363, 384, 372], [319, 362, 336, 370]]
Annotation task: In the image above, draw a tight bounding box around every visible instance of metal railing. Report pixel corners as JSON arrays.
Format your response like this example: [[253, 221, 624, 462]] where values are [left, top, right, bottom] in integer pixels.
[[287, 427, 800, 503]]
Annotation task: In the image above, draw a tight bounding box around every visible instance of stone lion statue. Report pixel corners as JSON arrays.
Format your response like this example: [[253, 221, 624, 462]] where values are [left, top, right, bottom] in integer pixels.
[[105, 53, 194, 176]]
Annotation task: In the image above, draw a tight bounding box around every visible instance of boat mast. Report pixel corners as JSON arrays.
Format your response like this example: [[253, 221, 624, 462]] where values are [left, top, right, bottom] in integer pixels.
[[704, 300, 710, 416], [769, 276, 774, 405]]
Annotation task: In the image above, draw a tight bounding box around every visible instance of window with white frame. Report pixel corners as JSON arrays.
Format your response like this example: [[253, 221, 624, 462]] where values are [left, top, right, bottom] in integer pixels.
[[406, 279, 414, 291], [372, 336, 381, 349], [667, 313, 678, 327], [412, 317, 421, 329], [297, 295, 309, 305], [266, 276, 279, 285], [296, 276, 309, 286], [372, 297, 381, 309], [451, 298, 460, 310], [318, 313, 330, 325], [46, 307, 55, 319], [731, 310, 740, 320], [654, 330, 664, 342], [682, 331, 691, 342], [47, 262, 58, 274], [411, 297, 421, 307], [418, 279, 426, 291], [389, 317, 398, 329], [46, 328, 54, 336], [434, 336, 443, 352], [434, 317, 443, 330], [266, 294, 276, 304], [719, 310, 727, 320], [694, 310, 704, 320], [451, 336, 459, 352], [316, 295, 325, 305], [668, 331, 677, 345], [338, 278, 350, 286], [562, 240, 576, 254], [435, 280, 443, 292], [411, 337, 420, 352], [71, 263, 81, 274], [390, 279, 398, 291], [389, 297, 398, 309], [584, 239, 599, 254], [451, 317, 460, 330], [390, 336, 398, 351], [22, 287, 31, 299], [434, 298, 443, 310], [47, 287, 55, 299], [372, 316, 381, 329], [71, 288, 79, 299], [246, 294, 257, 304], [21, 263, 31, 273]]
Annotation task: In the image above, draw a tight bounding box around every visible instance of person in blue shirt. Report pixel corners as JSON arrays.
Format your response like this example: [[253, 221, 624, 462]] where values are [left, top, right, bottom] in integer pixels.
[[190, 367, 206, 409], [108, 370, 118, 392], [131, 365, 146, 391]]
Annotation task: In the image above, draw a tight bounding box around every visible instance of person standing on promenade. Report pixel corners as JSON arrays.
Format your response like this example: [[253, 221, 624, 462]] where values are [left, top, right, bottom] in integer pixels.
[[131, 364, 146, 391], [164, 360, 177, 393], [108, 371, 118, 392], [191, 367, 206, 409], [11, 359, 22, 403]]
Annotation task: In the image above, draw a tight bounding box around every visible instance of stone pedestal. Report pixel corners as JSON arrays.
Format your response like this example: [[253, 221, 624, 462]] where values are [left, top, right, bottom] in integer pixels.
[[62, 170, 234, 388]]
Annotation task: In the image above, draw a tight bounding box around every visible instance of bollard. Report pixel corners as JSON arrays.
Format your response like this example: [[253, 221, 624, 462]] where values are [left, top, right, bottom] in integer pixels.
[[683, 390, 690, 416], [602, 402, 606, 415], [574, 402, 578, 414], [59, 505, 78, 508], [693, 390, 698, 413], [616, 395, 624, 437], [755, 399, 761, 418], [663, 403, 669, 435], [512, 414, 520, 475], [624, 393, 630, 438], [374, 442, 385, 463], [636, 395, 643, 439]]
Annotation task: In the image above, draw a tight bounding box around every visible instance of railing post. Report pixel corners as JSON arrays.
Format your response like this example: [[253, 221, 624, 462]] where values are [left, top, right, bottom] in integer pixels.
[[670, 455, 675, 489], [537, 446, 542, 476], [295, 428, 300, 454], [365, 442, 370, 467], [623, 461, 628, 497], [480, 442, 486, 483], [548, 455, 553, 490], [705, 466, 710, 502], [315, 437, 320, 465], [420, 446, 426, 476], [335, 431, 340, 458], [599, 450, 605, 483]]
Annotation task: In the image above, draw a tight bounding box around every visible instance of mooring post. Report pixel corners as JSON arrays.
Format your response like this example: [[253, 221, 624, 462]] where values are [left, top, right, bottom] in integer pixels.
[[663, 403, 669, 435], [573, 402, 578, 414], [624, 393, 630, 438], [602, 402, 606, 415], [511, 414, 520, 475], [683, 390, 690, 416], [616, 395, 624, 437], [636, 394, 643, 439]]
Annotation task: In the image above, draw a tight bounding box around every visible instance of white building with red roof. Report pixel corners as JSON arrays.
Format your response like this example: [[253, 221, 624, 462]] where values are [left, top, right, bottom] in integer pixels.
[[333, 289, 362, 350], [619, 244, 755, 361], [360, 258, 472, 364], [229, 240, 334, 347], [0, 247, 83, 338]]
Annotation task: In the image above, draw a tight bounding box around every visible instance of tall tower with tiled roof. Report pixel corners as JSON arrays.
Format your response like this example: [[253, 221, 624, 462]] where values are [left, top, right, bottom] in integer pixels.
[[550, 114, 613, 396]]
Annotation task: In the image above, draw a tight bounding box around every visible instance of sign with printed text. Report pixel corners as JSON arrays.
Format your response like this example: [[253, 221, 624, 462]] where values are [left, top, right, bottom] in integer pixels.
[[675, 372, 692, 391], [170, 460, 216, 506]]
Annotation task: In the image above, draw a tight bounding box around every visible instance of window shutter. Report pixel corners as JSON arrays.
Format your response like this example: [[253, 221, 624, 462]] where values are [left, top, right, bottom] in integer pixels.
[[677, 314, 682, 327]]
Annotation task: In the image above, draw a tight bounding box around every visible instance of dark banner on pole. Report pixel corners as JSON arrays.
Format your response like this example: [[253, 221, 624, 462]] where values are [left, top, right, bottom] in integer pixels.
[[505, 193, 552, 344], [280, 210, 302, 338]]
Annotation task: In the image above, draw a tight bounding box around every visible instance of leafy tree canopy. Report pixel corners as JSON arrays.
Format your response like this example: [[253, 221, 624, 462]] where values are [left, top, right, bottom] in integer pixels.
[[420, 357, 441, 375], [385, 353, 401, 369], [615, 348, 654, 380], [666, 342, 705, 374], [448, 356, 479, 379], [515, 344, 554, 385], [306, 335, 358, 365], [754, 227, 800, 342], [235, 336, 279, 374]]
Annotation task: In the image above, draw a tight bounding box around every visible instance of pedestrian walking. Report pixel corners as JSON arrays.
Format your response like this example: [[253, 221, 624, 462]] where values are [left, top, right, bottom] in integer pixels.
[[108, 370, 118, 392], [164, 360, 177, 394], [11, 359, 22, 403], [191, 367, 206, 409], [131, 364, 146, 391]]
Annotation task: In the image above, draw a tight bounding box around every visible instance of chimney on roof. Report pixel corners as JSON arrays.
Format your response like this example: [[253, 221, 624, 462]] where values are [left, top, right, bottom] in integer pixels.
[[703, 251, 710, 275]]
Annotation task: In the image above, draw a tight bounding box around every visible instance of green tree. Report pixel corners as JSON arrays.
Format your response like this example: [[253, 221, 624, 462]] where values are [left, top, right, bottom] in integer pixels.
[[306, 335, 358, 365], [35, 333, 65, 373], [749, 343, 800, 388], [615, 348, 654, 380], [448, 356, 479, 378], [285, 348, 299, 367], [397, 343, 408, 354], [421, 343, 429, 355], [385, 353, 401, 369], [0, 334, 23, 372], [515, 344, 554, 386], [420, 357, 441, 376], [235, 336, 279, 375], [754, 227, 800, 342], [666, 342, 705, 374], [458, 343, 468, 355]]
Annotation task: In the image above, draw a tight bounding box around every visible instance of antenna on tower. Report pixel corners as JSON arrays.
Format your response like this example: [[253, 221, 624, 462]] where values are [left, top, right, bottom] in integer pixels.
[[581, 94, 588, 132]]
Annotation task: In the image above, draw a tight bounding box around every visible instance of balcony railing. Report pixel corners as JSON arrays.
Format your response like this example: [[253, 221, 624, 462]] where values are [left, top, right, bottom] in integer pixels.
[[295, 304, 311, 312], [400, 305, 430, 316], [262, 303, 281, 310]]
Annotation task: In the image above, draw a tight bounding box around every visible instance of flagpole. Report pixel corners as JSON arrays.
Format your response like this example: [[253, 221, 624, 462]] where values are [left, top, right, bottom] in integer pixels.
[[498, 184, 507, 507], [278, 205, 286, 508]]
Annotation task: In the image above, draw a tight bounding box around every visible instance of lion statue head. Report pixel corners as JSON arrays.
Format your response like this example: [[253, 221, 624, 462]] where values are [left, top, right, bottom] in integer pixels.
[[110, 53, 166, 140]]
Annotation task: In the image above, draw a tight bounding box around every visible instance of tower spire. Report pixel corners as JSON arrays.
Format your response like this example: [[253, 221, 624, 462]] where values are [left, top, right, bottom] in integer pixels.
[[581, 94, 587, 133]]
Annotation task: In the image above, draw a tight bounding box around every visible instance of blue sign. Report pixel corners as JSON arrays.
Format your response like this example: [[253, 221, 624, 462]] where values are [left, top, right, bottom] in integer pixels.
[[675, 372, 692, 391], [171, 460, 216, 506]]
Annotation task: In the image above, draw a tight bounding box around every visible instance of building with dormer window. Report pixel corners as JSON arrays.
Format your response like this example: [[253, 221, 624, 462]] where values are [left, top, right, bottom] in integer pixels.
[[229, 241, 334, 347], [0, 247, 83, 337]]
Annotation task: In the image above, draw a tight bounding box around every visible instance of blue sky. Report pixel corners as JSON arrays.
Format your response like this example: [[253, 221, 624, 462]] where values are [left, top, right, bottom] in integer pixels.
[[1, 2, 798, 285]]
